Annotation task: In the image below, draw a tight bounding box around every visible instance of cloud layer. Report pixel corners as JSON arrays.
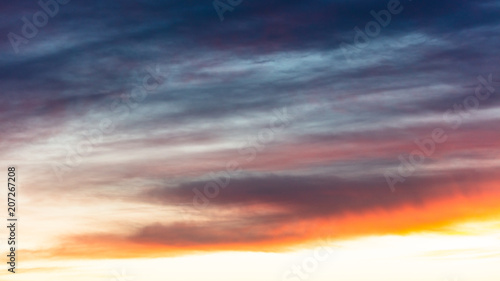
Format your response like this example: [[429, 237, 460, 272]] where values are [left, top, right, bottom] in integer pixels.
[[1, 0, 500, 260]]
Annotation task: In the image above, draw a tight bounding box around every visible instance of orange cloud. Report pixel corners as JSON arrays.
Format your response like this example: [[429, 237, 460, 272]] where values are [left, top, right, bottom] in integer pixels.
[[30, 180, 500, 260]]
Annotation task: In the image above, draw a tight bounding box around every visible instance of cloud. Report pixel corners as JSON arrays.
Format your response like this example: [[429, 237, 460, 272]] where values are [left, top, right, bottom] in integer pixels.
[[2, 0, 500, 263]]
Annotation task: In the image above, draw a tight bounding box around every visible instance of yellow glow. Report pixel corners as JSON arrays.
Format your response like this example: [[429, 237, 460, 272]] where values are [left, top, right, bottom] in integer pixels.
[[2, 220, 499, 281]]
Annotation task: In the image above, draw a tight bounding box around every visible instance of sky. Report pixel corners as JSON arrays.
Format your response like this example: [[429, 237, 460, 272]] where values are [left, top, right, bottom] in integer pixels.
[[1, 0, 500, 280]]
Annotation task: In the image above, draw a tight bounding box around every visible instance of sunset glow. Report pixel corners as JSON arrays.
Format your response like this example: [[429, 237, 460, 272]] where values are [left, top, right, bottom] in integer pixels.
[[1, 0, 500, 280]]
